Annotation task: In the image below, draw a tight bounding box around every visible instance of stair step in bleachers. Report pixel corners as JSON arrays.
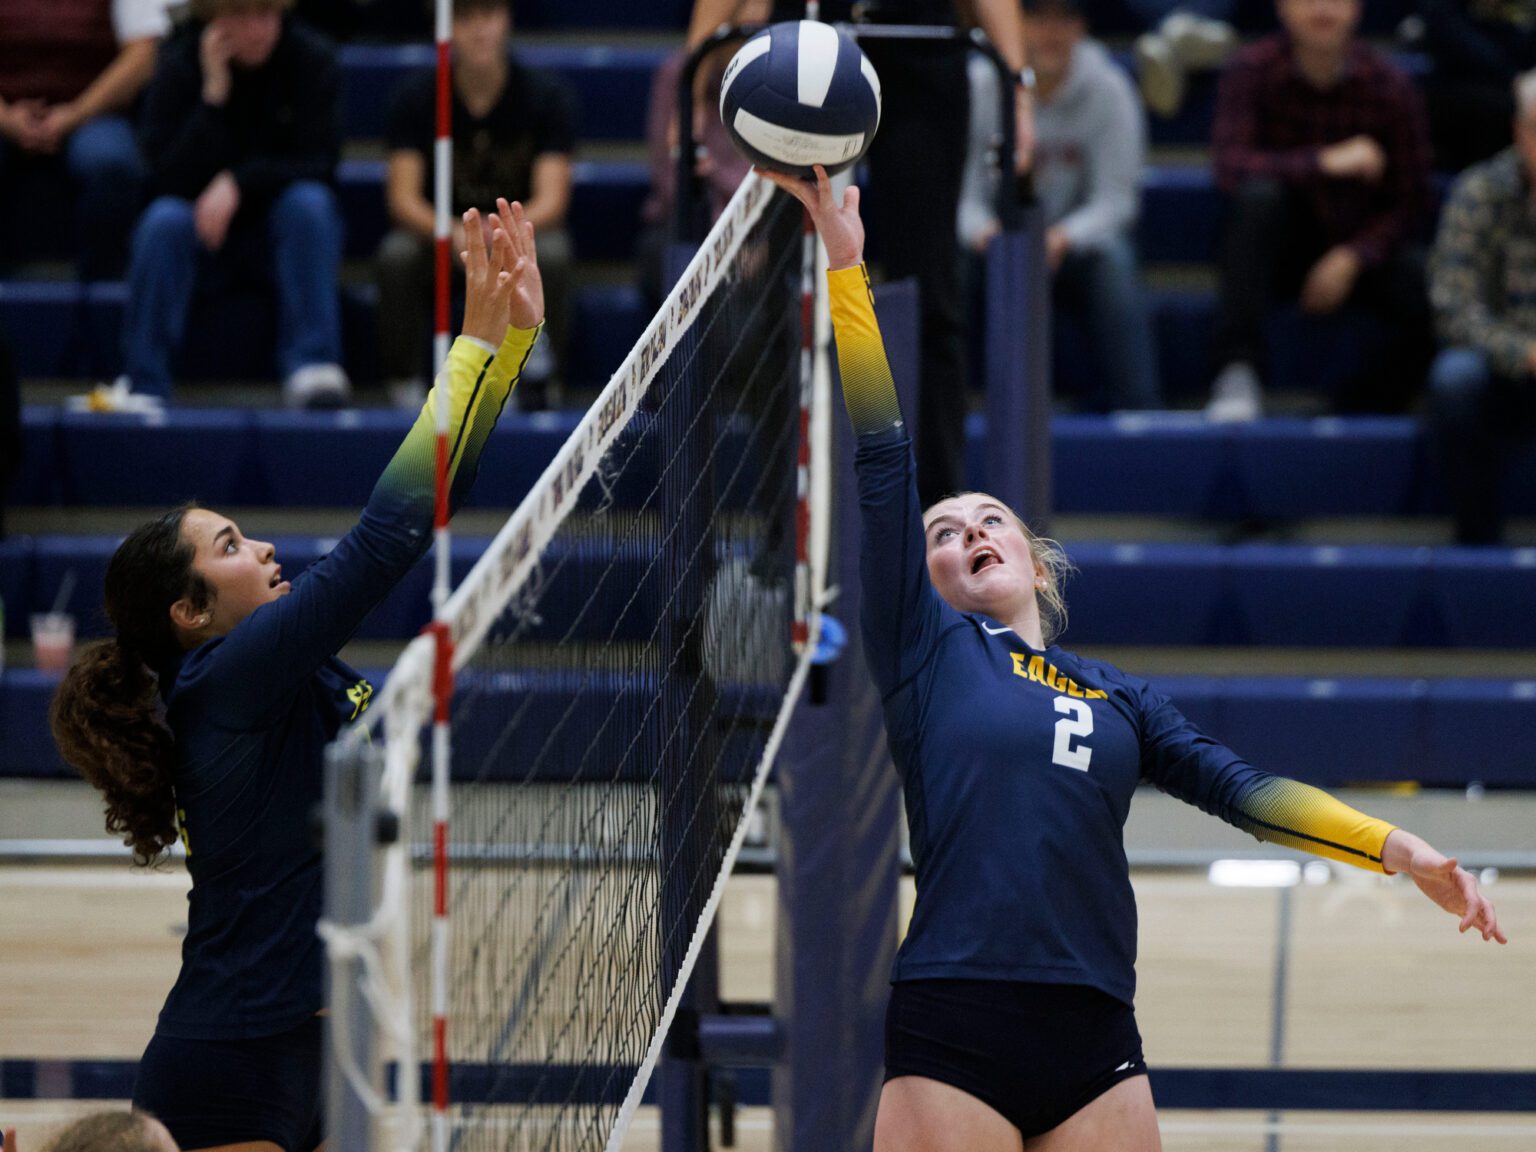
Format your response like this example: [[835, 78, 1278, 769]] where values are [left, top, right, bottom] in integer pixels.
[[5, 533, 1534, 648], [18, 409, 1536, 517], [5, 665, 1527, 787]]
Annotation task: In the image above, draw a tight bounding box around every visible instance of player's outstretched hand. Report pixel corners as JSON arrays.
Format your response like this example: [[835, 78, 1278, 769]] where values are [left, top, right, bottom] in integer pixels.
[[757, 164, 864, 272], [460, 207, 516, 345], [494, 197, 544, 332], [1384, 829, 1507, 943]]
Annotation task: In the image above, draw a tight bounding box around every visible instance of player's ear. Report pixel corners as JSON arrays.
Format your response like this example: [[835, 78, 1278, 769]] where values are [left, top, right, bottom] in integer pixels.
[[169, 597, 210, 633]]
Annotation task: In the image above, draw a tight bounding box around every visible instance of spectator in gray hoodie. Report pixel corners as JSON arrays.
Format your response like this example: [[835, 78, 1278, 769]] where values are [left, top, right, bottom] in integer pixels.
[[960, 0, 1161, 410]]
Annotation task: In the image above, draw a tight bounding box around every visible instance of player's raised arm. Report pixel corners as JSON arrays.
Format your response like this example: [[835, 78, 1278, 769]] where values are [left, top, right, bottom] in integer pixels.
[[760, 164, 949, 691]]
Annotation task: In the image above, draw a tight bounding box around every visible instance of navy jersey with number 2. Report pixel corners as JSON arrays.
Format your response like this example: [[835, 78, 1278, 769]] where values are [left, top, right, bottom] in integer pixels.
[[827, 264, 1395, 1007]]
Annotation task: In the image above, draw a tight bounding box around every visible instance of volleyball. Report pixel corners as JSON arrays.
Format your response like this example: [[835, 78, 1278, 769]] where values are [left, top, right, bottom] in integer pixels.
[[719, 20, 882, 178]]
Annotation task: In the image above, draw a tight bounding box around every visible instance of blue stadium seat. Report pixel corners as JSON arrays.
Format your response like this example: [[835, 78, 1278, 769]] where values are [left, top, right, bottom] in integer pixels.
[[1053, 414, 1239, 518], [57, 409, 256, 507], [0, 537, 34, 640], [16, 409, 1536, 519], [338, 44, 667, 143], [6, 668, 1525, 787], [1231, 417, 1422, 519], [1139, 167, 1220, 264], [1425, 680, 1536, 787], [337, 158, 647, 261], [1429, 549, 1536, 649]]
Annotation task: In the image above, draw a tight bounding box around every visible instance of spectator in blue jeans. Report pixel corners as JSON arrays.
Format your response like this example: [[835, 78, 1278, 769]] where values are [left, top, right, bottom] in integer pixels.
[[0, 0, 174, 277], [960, 0, 1161, 411], [124, 0, 346, 407], [1427, 70, 1536, 545]]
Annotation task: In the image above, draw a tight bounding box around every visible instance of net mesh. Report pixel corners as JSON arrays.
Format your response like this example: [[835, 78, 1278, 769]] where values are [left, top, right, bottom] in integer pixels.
[[409, 178, 808, 1152]]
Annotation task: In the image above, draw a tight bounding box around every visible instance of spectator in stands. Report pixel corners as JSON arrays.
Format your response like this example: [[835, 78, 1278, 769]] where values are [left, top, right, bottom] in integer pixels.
[[0, 332, 17, 540], [637, 0, 768, 311], [1426, 69, 1536, 546], [1206, 0, 1434, 421], [38, 1112, 179, 1152], [961, 0, 1161, 411], [378, 0, 575, 408], [1407, 0, 1536, 173], [122, 0, 347, 408], [688, 0, 1035, 507], [0, 0, 173, 278]]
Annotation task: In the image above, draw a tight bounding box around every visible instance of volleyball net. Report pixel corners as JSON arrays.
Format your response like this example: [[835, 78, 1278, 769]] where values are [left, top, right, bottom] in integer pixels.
[[321, 172, 828, 1152]]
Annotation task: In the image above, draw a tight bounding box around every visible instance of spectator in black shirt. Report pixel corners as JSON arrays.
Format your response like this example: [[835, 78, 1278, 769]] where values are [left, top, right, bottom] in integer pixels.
[[378, 0, 575, 407]]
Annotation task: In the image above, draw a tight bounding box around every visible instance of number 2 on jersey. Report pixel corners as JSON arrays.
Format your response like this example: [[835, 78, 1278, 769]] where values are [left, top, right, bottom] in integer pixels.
[[1052, 697, 1093, 771]]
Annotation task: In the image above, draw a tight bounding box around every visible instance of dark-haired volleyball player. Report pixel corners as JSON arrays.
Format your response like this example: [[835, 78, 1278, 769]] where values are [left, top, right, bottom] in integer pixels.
[[50, 198, 544, 1152], [762, 165, 1505, 1152]]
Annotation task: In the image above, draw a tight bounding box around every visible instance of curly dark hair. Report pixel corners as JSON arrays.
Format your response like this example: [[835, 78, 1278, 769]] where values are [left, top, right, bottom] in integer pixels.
[[50, 505, 210, 866]]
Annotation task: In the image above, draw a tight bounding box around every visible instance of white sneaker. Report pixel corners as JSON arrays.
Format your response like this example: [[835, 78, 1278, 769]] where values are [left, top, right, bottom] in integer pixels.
[[284, 363, 352, 410], [1206, 362, 1263, 423], [1161, 12, 1238, 70], [1135, 33, 1185, 118]]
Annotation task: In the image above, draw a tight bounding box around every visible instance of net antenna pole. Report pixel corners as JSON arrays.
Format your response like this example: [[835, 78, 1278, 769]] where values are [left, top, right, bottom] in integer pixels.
[[430, 3, 455, 1152]]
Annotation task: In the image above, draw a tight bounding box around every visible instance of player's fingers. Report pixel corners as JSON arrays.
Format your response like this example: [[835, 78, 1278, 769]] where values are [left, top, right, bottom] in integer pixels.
[[844, 185, 860, 214], [462, 209, 484, 278], [813, 164, 834, 208], [756, 167, 810, 207]]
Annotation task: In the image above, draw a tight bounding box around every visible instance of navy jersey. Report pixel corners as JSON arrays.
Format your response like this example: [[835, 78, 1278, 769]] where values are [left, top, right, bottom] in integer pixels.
[[827, 264, 1394, 1005], [153, 328, 536, 1040]]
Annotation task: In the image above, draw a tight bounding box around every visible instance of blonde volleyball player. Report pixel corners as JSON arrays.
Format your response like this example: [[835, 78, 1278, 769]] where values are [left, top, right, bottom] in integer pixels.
[[50, 199, 543, 1152], [762, 164, 1504, 1152]]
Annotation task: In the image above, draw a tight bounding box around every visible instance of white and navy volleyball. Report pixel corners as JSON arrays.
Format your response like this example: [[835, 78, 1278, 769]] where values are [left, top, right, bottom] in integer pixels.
[[719, 20, 882, 178]]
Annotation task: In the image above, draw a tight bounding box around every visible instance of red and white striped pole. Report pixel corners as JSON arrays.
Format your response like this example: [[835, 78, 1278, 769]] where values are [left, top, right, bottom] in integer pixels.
[[429, 3, 454, 1152]]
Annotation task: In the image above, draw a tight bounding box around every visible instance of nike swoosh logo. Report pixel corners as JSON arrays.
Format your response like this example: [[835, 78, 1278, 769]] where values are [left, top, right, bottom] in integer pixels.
[[980, 622, 1014, 636], [1115, 1060, 1135, 1073]]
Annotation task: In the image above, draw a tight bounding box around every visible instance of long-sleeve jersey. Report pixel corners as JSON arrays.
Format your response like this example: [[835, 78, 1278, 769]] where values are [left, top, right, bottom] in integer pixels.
[[153, 326, 537, 1040], [828, 264, 1394, 1005]]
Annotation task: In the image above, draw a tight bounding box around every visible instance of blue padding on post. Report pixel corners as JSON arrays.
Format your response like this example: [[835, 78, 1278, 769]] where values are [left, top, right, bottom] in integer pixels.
[[1429, 548, 1536, 647], [56, 409, 257, 506]]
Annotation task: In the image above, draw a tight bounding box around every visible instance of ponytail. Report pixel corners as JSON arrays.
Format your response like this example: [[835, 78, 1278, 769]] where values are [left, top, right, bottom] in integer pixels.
[[49, 504, 208, 866], [51, 640, 178, 866]]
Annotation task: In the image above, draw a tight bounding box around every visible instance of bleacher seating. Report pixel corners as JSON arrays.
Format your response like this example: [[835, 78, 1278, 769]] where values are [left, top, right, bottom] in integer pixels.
[[18, 408, 1536, 517], [7, 663, 1530, 787], [4, 0, 1534, 799]]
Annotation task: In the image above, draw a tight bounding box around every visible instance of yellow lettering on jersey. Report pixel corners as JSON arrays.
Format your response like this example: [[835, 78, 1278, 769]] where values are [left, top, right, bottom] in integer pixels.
[[1011, 654, 1109, 700], [176, 806, 192, 857], [347, 678, 374, 721]]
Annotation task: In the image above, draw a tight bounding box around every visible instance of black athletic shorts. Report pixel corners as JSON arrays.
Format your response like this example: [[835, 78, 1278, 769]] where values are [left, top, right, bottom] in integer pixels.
[[132, 1015, 324, 1152], [884, 979, 1148, 1138]]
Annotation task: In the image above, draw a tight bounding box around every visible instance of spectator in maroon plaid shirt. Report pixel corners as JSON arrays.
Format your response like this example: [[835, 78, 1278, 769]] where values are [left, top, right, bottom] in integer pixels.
[[1205, 0, 1435, 421]]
